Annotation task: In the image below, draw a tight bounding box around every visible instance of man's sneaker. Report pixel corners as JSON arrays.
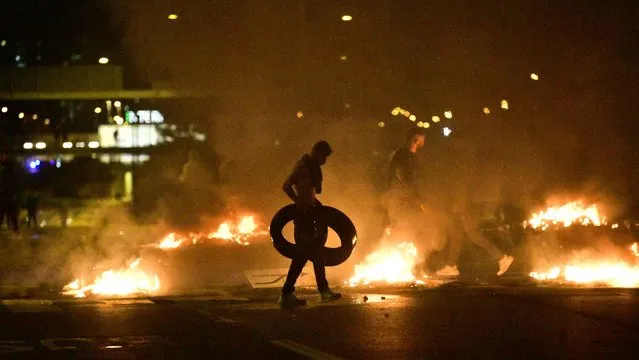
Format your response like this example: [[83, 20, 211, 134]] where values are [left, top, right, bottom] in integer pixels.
[[319, 290, 342, 303], [278, 293, 307, 308], [497, 255, 514, 276], [436, 265, 460, 277]]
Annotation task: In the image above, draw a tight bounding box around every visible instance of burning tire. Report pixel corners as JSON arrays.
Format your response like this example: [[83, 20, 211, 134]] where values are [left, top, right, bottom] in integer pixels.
[[270, 204, 358, 266]]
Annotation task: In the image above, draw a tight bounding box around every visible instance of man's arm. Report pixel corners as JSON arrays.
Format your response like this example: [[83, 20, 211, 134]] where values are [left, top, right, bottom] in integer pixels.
[[282, 163, 315, 207], [282, 173, 299, 203]]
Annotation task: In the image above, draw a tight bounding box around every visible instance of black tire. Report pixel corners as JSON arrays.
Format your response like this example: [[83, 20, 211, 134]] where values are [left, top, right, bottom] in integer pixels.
[[270, 204, 358, 266]]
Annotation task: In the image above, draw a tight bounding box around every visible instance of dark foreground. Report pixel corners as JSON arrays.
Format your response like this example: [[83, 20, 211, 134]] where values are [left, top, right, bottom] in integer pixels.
[[1, 285, 638, 359]]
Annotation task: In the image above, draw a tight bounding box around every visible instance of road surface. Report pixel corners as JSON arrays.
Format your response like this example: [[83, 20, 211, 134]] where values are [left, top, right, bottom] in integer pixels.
[[1, 285, 638, 359]]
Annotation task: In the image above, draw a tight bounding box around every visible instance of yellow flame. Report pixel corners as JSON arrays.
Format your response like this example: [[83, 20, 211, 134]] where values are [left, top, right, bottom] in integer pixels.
[[238, 216, 257, 234], [526, 202, 605, 230], [158, 233, 184, 249], [209, 223, 233, 240], [530, 244, 639, 287], [63, 258, 160, 298], [348, 242, 421, 287]]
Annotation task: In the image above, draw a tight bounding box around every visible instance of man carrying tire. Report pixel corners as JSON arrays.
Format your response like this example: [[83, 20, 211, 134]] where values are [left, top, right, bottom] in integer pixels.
[[279, 140, 342, 308]]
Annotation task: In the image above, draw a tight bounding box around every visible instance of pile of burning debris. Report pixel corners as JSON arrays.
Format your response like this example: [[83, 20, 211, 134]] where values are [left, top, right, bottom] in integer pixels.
[[62, 214, 268, 298]]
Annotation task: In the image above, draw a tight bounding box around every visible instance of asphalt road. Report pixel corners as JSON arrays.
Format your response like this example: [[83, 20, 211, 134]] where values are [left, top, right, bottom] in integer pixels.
[[1, 286, 638, 359]]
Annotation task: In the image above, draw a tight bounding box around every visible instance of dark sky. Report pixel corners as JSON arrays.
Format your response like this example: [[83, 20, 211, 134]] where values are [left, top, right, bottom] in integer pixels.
[[2, 0, 639, 205]]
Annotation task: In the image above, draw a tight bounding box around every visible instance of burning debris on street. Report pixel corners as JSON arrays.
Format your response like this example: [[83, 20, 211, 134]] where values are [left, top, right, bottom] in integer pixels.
[[527, 201, 639, 287], [156, 215, 267, 250], [347, 242, 427, 287], [524, 201, 606, 231], [61, 214, 268, 298], [63, 258, 160, 298]]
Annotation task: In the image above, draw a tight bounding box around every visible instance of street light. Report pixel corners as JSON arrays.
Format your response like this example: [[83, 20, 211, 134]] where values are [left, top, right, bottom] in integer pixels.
[[431, 115, 440, 123], [18, 112, 24, 119], [501, 100, 509, 110], [341, 15, 353, 21], [98, 57, 109, 64], [483, 107, 491, 114], [168, 14, 178, 20], [114, 101, 121, 108], [444, 111, 453, 119], [1, 106, 7, 113], [530, 73, 539, 80], [94, 107, 102, 114], [35, 142, 46, 149], [23, 142, 34, 149]]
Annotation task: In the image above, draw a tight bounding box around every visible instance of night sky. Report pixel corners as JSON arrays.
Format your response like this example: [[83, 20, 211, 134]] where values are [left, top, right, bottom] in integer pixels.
[[2, 0, 639, 207]]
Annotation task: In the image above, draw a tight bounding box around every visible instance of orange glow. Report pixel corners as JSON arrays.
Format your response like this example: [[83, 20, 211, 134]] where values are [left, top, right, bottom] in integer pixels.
[[63, 258, 160, 298], [530, 244, 639, 287], [348, 242, 423, 286], [158, 233, 184, 249], [525, 201, 605, 230]]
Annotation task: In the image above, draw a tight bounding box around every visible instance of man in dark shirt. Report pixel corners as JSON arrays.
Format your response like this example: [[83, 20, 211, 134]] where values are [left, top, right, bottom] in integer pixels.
[[278, 141, 342, 308], [385, 128, 426, 230]]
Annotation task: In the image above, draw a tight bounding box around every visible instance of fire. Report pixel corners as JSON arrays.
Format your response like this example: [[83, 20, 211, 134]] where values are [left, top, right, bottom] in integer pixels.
[[209, 223, 233, 240], [525, 201, 605, 230], [530, 243, 639, 287], [158, 233, 184, 249], [348, 242, 423, 287], [63, 258, 160, 298], [207, 215, 263, 246], [156, 215, 265, 250]]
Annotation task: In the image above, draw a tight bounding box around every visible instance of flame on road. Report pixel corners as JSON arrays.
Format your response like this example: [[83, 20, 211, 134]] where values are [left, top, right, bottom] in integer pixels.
[[158, 215, 265, 250], [63, 258, 160, 298], [530, 243, 639, 287], [348, 242, 425, 287], [158, 233, 184, 249], [525, 201, 605, 231]]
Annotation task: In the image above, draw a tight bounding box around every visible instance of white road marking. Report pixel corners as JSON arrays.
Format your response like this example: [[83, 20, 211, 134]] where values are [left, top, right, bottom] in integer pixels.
[[270, 339, 345, 360]]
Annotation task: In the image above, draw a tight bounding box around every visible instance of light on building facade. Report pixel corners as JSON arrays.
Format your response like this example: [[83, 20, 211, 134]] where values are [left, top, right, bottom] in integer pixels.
[[88, 141, 100, 149], [444, 111, 453, 119], [23, 142, 34, 149], [341, 15, 353, 21], [94, 107, 102, 114], [35, 142, 46, 149], [62, 142, 73, 149], [98, 57, 109, 64], [1, 107, 7, 113], [168, 14, 178, 20]]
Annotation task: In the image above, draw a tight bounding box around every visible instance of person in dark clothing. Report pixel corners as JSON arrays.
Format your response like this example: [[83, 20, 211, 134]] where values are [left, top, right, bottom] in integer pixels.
[[26, 192, 40, 228], [384, 128, 426, 232], [0, 155, 20, 234], [278, 141, 341, 308]]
